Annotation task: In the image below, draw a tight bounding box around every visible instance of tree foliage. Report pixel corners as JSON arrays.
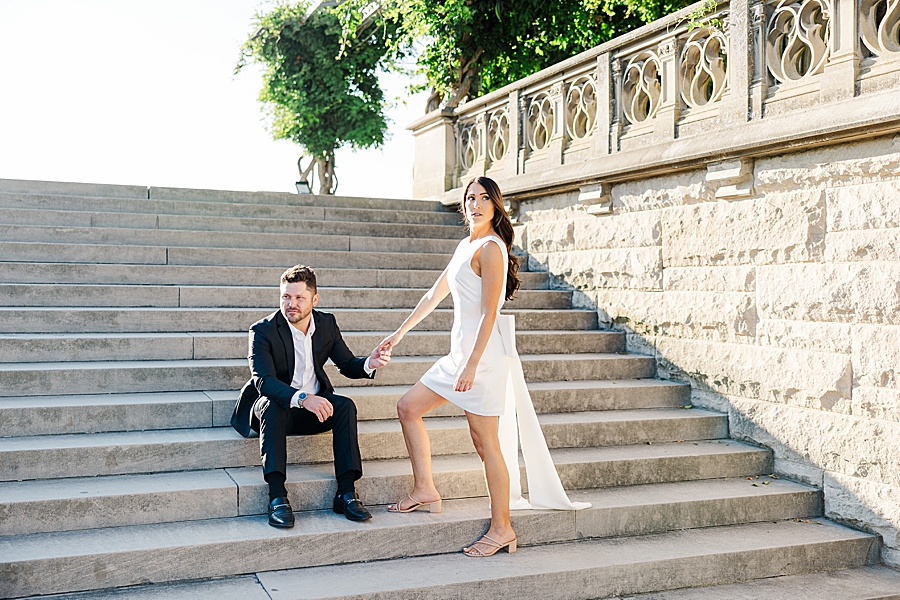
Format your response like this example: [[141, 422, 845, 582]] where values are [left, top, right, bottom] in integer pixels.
[[236, 2, 397, 192], [337, 0, 694, 107]]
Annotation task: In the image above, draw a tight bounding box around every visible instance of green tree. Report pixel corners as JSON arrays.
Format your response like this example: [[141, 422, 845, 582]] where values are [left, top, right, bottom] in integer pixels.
[[236, 2, 397, 193], [336, 0, 694, 108]]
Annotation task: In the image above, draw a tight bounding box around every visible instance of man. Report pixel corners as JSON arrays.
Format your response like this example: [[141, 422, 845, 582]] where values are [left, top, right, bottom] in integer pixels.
[[232, 264, 390, 528]]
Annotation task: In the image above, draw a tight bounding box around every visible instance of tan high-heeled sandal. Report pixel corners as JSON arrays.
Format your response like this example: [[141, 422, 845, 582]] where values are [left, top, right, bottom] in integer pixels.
[[387, 493, 442, 513], [462, 534, 517, 557]]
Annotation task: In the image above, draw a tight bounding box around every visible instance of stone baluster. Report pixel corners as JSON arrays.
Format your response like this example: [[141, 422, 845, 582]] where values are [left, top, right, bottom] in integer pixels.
[[821, 0, 860, 100], [610, 58, 624, 152], [506, 91, 521, 176], [548, 81, 567, 165], [724, 0, 752, 123], [517, 94, 528, 172], [593, 53, 613, 156], [654, 39, 679, 141], [749, 1, 768, 119], [474, 112, 488, 176]]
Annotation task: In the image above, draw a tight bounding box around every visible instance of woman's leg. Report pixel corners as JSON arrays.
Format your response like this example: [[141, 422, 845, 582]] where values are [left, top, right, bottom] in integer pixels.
[[394, 381, 448, 509], [465, 412, 515, 549]]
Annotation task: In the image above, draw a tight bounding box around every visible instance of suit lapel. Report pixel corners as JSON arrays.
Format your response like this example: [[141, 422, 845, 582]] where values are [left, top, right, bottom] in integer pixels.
[[311, 310, 323, 365], [275, 311, 295, 379]]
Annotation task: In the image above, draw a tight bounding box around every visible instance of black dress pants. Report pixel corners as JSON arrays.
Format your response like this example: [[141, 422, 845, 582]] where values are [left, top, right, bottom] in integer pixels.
[[253, 392, 362, 481]]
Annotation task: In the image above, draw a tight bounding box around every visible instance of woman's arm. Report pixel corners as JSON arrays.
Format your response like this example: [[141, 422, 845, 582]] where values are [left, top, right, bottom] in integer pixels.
[[454, 240, 505, 392], [378, 266, 451, 351]]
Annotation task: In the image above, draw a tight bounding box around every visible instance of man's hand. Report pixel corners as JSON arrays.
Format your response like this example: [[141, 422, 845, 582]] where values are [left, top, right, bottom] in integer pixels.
[[302, 394, 333, 423], [368, 343, 392, 369]]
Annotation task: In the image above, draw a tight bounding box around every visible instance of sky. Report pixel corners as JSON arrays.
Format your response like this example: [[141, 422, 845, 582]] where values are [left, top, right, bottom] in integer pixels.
[[0, 0, 427, 198]]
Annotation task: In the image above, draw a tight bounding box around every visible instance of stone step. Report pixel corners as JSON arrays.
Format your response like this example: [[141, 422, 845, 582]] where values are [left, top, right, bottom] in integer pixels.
[[0, 179, 449, 210], [0, 191, 464, 226], [0, 306, 586, 334], [0, 352, 654, 397], [0, 462, 817, 537], [25, 568, 900, 600], [147, 186, 449, 211], [0, 223, 462, 254], [0, 380, 690, 437], [0, 511, 873, 598], [0, 329, 617, 363], [624, 566, 900, 600], [0, 241, 453, 270], [0, 263, 549, 289], [0, 414, 742, 482], [0, 178, 149, 199], [0, 284, 565, 309], [0, 206, 463, 239], [216, 520, 878, 600]]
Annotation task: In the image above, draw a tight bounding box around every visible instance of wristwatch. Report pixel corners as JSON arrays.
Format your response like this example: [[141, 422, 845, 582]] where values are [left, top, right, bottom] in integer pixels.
[[298, 391, 308, 409]]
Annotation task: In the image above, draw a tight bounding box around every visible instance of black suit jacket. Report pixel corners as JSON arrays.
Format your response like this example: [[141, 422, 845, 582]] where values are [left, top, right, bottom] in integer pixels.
[[231, 309, 374, 437]]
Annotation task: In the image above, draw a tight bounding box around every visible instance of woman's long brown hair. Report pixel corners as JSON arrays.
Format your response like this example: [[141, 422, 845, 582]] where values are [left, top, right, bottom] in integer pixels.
[[461, 176, 521, 301]]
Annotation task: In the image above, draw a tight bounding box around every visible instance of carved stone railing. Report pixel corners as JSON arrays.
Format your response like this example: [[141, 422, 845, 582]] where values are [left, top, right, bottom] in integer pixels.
[[408, 0, 900, 204]]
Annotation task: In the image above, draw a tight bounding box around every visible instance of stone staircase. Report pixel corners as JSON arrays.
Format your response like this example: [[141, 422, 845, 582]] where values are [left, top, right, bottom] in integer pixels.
[[0, 180, 893, 599]]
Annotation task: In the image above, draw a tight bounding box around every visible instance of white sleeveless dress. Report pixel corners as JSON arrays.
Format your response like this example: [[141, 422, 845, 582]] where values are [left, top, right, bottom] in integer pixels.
[[419, 236, 590, 511]]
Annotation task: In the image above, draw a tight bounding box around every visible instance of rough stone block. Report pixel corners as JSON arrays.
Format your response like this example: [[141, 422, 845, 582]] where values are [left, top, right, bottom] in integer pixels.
[[758, 319, 852, 354], [612, 169, 711, 210], [758, 263, 900, 324], [851, 386, 900, 423], [853, 325, 900, 389], [573, 210, 661, 250], [826, 180, 900, 232], [661, 190, 826, 267], [825, 472, 900, 559], [532, 248, 662, 291], [525, 220, 575, 253], [826, 228, 900, 262], [753, 135, 900, 194], [663, 266, 756, 292], [596, 290, 757, 342], [657, 337, 852, 411], [727, 396, 900, 488]]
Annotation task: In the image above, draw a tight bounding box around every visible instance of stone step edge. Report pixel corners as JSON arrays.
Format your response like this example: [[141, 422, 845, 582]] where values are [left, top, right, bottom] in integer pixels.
[[0, 470, 819, 540], [0, 352, 644, 372], [0, 188, 449, 214], [0, 515, 876, 599]]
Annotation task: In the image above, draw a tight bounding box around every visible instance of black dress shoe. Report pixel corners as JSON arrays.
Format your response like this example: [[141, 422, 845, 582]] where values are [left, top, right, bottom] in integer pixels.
[[268, 496, 295, 528], [333, 491, 372, 521]]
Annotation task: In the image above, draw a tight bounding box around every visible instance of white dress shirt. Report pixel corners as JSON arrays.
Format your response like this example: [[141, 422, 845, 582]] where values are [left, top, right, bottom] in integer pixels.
[[288, 316, 375, 409]]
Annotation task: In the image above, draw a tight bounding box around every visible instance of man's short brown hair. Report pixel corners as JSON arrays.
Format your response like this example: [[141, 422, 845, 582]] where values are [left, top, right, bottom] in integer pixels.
[[281, 264, 317, 294]]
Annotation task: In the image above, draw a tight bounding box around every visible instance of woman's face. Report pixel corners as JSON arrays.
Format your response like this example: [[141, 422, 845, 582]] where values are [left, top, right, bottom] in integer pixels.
[[464, 182, 495, 228]]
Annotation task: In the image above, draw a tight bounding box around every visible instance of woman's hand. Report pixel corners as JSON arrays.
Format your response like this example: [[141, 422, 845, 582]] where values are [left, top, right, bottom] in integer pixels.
[[367, 344, 391, 369], [454, 358, 478, 392], [378, 331, 403, 353]]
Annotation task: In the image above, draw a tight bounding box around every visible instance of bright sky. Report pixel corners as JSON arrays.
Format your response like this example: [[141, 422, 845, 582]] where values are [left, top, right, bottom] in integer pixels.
[[0, 0, 427, 198]]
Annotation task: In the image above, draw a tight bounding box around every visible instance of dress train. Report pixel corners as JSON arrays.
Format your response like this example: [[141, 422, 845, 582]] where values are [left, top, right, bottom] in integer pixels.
[[496, 314, 591, 511]]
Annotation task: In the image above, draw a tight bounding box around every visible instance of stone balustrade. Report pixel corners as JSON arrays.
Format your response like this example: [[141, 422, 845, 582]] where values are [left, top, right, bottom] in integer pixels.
[[409, 0, 900, 204]]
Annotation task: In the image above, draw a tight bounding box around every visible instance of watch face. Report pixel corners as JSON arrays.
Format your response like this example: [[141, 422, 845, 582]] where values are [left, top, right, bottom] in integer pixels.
[[299, 392, 307, 400]]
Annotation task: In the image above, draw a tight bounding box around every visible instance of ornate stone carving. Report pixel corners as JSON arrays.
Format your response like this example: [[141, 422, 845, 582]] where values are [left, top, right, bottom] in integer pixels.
[[860, 0, 900, 56], [457, 119, 478, 172], [765, 0, 832, 84], [680, 28, 730, 108], [621, 51, 662, 125], [658, 39, 677, 57], [526, 92, 554, 151], [487, 108, 510, 163], [565, 75, 598, 140]]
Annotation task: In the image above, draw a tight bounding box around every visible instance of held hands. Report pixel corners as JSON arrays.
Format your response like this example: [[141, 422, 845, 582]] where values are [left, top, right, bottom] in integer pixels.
[[378, 330, 403, 353], [367, 343, 392, 369], [303, 395, 333, 423]]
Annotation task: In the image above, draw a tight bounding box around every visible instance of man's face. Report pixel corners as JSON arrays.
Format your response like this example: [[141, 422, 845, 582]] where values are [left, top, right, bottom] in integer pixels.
[[280, 281, 318, 325]]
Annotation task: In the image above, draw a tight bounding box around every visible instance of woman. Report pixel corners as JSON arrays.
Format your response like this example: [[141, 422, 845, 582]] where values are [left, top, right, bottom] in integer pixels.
[[378, 176, 588, 558]]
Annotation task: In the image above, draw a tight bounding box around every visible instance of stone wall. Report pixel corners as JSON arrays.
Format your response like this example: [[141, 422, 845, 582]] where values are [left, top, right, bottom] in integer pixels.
[[514, 132, 900, 567]]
